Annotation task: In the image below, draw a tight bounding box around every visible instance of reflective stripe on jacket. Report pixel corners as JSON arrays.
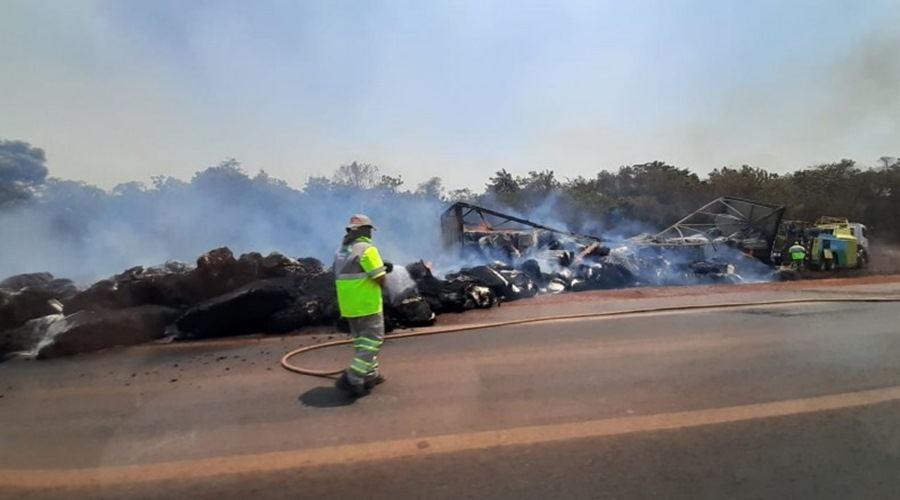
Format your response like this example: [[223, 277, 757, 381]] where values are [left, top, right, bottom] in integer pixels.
[[334, 236, 386, 317]]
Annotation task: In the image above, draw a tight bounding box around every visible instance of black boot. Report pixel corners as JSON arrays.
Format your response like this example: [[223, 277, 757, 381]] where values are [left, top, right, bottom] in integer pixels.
[[364, 373, 387, 389], [335, 372, 369, 397]]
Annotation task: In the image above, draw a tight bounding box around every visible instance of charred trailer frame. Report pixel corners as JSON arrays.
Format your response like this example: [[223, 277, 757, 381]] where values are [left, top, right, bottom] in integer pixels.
[[440, 202, 604, 263], [636, 196, 787, 265]]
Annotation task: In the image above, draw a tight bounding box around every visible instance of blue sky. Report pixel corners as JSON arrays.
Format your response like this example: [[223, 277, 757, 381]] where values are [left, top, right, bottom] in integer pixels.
[[2, 0, 898, 191]]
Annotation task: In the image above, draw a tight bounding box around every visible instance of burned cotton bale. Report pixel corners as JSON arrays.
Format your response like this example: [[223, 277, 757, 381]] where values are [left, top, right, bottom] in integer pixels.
[[496, 269, 538, 300], [680, 261, 742, 284], [266, 295, 338, 334], [36, 306, 179, 359], [0, 287, 65, 335], [174, 278, 299, 339], [447, 265, 537, 302], [64, 263, 200, 313], [0, 273, 55, 292], [440, 277, 496, 311], [406, 262, 496, 313], [447, 266, 509, 299], [518, 259, 546, 287], [265, 270, 339, 333], [296, 257, 326, 275], [0, 272, 76, 335], [518, 259, 569, 294], [64, 278, 128, 312], [1, 314, 64, 360], [385, 289, 435, 329], [571, 259, 638, 290]]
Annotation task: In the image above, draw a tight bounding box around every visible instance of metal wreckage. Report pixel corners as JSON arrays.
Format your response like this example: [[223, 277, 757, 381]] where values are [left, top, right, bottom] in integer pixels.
[[440, 196, 785, 291], [1, 197, 786, 359]]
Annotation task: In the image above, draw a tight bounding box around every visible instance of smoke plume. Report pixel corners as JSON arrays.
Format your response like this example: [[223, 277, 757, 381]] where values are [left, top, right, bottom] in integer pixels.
[[0, 171, 447, 285]]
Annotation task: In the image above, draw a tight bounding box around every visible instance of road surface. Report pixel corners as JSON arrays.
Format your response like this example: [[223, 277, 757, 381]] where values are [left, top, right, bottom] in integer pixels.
[[1, 283, 900, 499]]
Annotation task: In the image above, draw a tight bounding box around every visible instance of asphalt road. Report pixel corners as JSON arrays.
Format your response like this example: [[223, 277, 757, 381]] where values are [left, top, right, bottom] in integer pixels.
[[2, 295, 900, 499]]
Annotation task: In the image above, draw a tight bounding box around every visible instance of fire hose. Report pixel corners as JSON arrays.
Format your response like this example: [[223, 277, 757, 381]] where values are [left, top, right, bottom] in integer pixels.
[[281, 296, 900, 378]]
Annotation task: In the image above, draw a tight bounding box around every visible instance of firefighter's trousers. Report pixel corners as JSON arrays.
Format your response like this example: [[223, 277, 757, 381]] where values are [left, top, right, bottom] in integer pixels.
[[345, 311, 385, 385]]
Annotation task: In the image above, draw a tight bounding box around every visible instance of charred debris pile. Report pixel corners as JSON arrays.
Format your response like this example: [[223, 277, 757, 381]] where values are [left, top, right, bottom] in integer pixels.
[[441, 197, 785, 287], [0, 248, 500, 360], [1, 197, 786, 360]]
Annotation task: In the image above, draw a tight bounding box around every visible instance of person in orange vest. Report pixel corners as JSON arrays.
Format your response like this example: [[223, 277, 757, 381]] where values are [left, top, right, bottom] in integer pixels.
[[333, 214, 392, 397]]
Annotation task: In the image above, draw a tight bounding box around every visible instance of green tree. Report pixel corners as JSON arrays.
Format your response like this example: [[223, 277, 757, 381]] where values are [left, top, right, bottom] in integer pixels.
[[39, 178, 107, 239], [786, 160, 866, 221], [861, 162, 900, 242], [878, 156, 899, 169], [446, 187, 477, 203], [516, 170, 559, 210], [332, 162, 381, 190], [321, 161, 404, 194], [486, 168, 522, 209], [705, 165, 777, 200], [111, 181, 147, 197], [191, 158, 253, 197], [487, 168, 518, 194], [415, 177, 444, 200], [556, 175, 615, 232], [377, 174, 404, 193], [604, 161, 703, 228], [0, 139, 49, 208], [303, 175, 333, 195], [252, 170, 290, 190]]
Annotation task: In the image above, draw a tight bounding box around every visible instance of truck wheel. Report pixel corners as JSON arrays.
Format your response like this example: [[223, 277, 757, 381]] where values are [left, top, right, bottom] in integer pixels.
[[857, 249, 868, 268]]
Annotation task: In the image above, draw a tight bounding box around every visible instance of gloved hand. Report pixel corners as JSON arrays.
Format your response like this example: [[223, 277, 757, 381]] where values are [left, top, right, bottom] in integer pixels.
[[384, 262, 394, 274]]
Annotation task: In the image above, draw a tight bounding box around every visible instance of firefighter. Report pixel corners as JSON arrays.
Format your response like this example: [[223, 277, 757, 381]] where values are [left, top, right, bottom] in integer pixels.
[[788, 240, 807, 272], [333, 214, 393, 397]]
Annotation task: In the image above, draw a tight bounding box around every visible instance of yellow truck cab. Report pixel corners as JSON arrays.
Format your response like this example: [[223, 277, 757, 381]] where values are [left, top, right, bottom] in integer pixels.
[[809, 217, 868, 270]]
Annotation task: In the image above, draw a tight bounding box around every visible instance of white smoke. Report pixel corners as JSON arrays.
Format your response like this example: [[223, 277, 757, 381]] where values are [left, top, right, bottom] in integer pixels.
[[0, 177, 448, 285], [385, 266, 417, 302]]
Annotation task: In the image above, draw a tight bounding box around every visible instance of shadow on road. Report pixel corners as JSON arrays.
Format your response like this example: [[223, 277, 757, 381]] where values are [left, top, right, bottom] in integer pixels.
[[299, 386, 357, 408]]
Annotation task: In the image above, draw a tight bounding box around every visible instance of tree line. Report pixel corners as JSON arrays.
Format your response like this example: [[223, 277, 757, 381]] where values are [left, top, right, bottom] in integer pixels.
[[2, 138, 899, 246]]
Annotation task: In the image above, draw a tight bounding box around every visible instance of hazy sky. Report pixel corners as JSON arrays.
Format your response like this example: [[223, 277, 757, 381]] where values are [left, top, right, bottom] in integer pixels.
[[2, 0, 898, 192]]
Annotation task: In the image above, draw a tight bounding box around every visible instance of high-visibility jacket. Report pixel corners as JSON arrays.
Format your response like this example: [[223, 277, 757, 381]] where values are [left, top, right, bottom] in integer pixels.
[[333, 236, 387, 318], [788, 244, 807, 260]]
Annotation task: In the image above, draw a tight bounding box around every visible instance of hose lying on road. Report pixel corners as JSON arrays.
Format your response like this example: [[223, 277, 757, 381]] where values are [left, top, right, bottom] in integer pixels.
[[281, 296, 900, 378]]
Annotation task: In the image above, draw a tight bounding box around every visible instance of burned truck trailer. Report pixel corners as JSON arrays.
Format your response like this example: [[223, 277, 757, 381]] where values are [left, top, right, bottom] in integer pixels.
[[441, 197, 785, 263], [440, 202, 607, 264], [440, 198, 785, 288], [630, 196, 787, 265]]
